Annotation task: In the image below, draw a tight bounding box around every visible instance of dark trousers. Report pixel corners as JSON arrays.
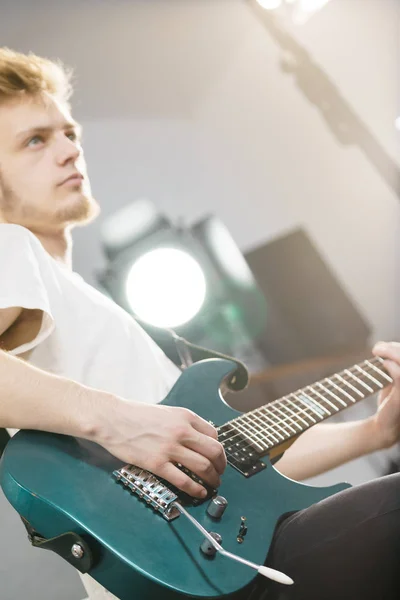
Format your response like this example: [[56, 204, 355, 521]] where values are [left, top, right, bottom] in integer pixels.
[[245, 473, 400, 599], [0, 427, 10, 458]]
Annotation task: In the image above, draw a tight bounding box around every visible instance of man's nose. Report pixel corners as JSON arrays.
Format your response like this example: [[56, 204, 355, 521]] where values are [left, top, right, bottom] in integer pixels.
[[56, 136, 81, 166]]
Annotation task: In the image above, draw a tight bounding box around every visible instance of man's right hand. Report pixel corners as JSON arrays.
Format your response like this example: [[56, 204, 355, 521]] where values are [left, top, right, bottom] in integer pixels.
[[89, 397, 227, 499], [0, 348, 226, 498]]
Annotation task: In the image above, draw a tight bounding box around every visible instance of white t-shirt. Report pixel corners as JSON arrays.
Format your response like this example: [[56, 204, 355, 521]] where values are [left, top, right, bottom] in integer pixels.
[[0, 223, 180, 400], [0, 223, 181, 600]]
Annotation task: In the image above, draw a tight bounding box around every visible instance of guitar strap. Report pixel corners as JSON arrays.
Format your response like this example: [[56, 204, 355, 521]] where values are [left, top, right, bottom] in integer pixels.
[[20, 516, 94, 573]]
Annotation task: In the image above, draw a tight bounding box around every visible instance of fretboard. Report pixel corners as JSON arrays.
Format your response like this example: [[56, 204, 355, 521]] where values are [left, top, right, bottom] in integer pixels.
[[218, 356, 392, 457]]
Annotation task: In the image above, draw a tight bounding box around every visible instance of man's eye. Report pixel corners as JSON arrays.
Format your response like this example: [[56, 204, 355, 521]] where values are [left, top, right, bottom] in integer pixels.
[[66, 131, 79, 142], [27, 135, 44, 147]]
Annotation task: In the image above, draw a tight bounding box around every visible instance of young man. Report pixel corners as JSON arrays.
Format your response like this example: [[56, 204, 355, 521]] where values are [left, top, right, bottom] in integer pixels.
[[0, 48, 399, 600]]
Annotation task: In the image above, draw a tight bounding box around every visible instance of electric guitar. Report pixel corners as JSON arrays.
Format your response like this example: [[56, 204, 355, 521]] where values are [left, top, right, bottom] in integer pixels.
[[0, 356, 391, 599]]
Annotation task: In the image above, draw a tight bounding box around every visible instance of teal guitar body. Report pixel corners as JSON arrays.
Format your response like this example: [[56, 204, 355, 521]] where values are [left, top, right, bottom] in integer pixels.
[[0, 359, 350, 599]]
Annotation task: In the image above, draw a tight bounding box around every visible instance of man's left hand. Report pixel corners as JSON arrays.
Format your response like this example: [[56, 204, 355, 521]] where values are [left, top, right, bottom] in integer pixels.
[[371, 341, 400, 449]]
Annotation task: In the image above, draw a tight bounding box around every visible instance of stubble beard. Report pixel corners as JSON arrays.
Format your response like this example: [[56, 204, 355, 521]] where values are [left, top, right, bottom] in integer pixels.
[[0, 170, 100, 231], [54, 186, 100, 228]]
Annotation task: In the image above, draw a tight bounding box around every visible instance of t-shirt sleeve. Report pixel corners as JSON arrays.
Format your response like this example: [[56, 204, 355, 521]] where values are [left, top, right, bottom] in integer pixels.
[[0, 224, 54, 355]]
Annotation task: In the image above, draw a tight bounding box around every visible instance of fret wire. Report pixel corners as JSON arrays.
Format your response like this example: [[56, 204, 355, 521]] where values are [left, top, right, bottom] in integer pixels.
[[364, 360, 392, 384], [362, 363, 389, 387], [343, 369, 369, 394], [221, 416, 279, 450], [235, 415, 271, 444], [240, 413, 279, 445], [258, 404, 299, 436], [224, 409, 296, 446], [370, 356, 387, 367], [289, 393, 320, 422], [304, 386, 339, 413], [262, 404, 299, 434], [267, 402, 303, 433], [275, 398, 314, 428], [334, 373, 364, 398], [251, 410, 288, 441], [316, 382, 347, 407], [284, 397, 313, 427], [298, 390, 331, 416], [222, 356, 392, 454], [283, 395, 319, 422], [354, 365, 382, 389], [339, 369, 376, 389], [324, 358, 377, 397], [359, 363, 384, 388], [343, 366, 377, 393], [231, 425, 266, 452], [258, 398, 315, 431], [218, 428, 247, 448], [374, 356, 385, 365], [219, 426, 256, 449], [252, 415, 283, 444], [324, 378, 356, 404], [230, 423, 267, 452], [273, 399, 308, 429], [354, 365, 374, 394]]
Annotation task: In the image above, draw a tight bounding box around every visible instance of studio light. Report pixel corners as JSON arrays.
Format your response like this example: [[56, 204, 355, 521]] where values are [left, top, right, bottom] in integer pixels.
[[98, 200, 268, 364], [125, 248, 206, 328]]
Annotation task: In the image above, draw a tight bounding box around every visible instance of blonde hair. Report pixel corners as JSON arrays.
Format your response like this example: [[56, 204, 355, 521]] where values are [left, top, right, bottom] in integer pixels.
[[0, 47, 73, 106]]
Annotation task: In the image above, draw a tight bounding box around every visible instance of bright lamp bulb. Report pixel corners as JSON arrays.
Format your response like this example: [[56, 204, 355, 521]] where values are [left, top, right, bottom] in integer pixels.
[[256, 0, 282, 9], [125, 248, 206, 328]]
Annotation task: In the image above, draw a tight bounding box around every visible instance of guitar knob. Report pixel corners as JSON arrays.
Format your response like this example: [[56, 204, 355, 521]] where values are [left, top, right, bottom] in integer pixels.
[[207, 495, 228, 519], [200, 532, 222, 557]]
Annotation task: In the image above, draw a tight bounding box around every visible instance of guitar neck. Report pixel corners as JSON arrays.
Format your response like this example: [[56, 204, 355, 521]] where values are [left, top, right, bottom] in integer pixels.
[[218, 356, 392, 456]]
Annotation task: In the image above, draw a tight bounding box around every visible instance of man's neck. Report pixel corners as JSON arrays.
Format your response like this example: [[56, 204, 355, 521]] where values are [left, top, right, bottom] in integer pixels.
[[34, 228, 73, 270]]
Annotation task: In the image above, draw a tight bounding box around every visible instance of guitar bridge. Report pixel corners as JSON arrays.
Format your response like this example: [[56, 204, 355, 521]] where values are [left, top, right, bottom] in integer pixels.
[[113, 465, 180, 521]]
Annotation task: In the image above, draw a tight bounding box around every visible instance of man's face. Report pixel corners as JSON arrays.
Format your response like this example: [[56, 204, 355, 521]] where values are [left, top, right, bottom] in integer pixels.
[[0, 92, 99, 233]]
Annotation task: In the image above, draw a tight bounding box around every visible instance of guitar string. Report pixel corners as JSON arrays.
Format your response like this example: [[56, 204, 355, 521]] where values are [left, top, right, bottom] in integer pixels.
[[220, 358, 390, 452], [230, 356, 389, 431], [220, 358, 384, 439], [218, 357, 392, 454], [219, 358, 391, 453]]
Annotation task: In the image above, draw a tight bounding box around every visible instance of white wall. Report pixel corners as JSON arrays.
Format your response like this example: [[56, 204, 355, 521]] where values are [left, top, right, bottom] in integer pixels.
[[66, 0, 400, 343], [1, 0, 399, 340], [1, 1, 399, 340]]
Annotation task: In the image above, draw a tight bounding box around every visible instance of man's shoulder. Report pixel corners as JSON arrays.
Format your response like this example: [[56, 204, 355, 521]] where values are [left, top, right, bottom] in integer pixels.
[[0, 223, 45, 253]]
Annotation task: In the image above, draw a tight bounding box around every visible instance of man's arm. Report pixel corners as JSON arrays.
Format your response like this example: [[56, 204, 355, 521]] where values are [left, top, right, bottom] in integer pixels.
[[0, 307, 44, 354], [0, 349, 226, 498], [0, 306, 23, 337], [275, 341, 400, 481], [273, 419, 378, 480]]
